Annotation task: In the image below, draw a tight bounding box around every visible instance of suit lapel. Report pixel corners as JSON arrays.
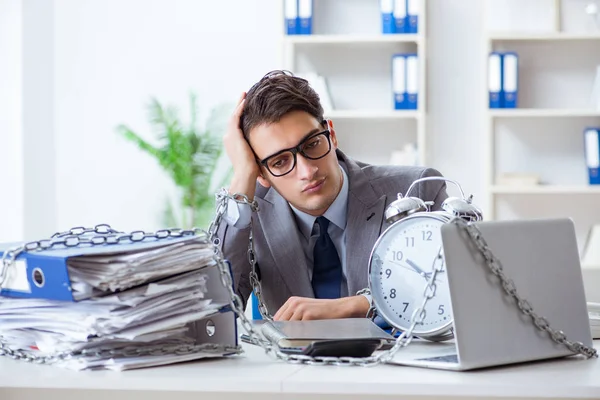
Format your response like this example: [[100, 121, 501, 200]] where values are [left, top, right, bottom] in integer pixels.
[[257, 189, 314, 298], [340, 152, 387, 295]]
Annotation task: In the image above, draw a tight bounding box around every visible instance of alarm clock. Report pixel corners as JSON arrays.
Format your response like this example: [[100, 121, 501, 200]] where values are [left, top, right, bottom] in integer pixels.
[[367, 177, 482, 341]]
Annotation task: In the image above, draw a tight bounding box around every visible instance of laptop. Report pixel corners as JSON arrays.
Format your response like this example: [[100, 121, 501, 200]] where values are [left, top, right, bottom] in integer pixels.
[[387, 218, 594, 371]]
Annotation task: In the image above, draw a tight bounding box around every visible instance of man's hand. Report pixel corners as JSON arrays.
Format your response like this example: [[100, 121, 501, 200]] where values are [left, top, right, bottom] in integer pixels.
[[273, 295, 370, 321], [223, 92, 261, 200]]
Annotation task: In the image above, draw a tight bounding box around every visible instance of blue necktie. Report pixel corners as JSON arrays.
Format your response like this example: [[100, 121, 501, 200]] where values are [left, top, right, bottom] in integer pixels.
[[312, 217, 342, 299]]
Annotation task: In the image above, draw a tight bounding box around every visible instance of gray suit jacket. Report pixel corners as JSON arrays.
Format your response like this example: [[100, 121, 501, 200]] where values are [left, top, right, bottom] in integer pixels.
[[217, 150, 448, 313]]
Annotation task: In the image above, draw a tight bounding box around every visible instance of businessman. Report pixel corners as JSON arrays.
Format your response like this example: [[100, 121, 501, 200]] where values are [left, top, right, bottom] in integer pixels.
[[218, 70, 448, 321]]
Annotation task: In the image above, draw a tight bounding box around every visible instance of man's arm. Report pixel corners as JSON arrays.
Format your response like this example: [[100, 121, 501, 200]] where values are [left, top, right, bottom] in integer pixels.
[[217, 215, 254, 309], [215, 92, 262, 310]]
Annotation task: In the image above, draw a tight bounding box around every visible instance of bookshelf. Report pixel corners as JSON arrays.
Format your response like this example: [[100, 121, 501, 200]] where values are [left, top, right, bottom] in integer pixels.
[[483, 0, 600, 250], [280, 0, 428, 167]]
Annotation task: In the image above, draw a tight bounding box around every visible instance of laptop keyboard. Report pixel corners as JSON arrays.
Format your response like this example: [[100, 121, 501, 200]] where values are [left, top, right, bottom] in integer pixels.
[[418, 354, 459, 363]]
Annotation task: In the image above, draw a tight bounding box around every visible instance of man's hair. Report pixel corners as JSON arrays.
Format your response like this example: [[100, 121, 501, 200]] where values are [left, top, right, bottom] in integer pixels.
[[240, 70, 324, 139]]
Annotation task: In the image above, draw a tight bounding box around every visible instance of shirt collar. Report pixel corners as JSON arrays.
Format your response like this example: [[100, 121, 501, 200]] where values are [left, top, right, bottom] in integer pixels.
[[291, 166, 349, 240]]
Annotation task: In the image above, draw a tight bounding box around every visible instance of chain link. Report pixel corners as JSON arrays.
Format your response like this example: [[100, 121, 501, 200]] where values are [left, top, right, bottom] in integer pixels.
[[451, 217, 597, 359], [210, 190, 447, 366], [0, 340, 241, 365], [0, 223, 243, 365], [213, 189, 272, 321], [51, 223, 121, 239]]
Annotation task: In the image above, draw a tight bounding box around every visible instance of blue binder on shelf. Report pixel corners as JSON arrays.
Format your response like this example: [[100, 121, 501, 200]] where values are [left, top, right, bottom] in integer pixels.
[[407, 0, 419, 34], [392, 54, 407, 109], [284, 0, 298, 35], [393, 0, 407, 34], [502, 52, 519, 108], [585, 128, 600, 185], [381, 0, 395, 34], [489, 52, 503, 109], [406, 53, 418, 110], [297, 0, 312, 35]]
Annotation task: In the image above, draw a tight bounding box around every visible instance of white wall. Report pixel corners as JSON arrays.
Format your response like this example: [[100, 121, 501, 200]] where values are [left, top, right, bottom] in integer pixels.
[[22, 0, 58, 241], [427, 0, 486, 207], [51, 0, 282, 233], [0, 0, 24, 242]]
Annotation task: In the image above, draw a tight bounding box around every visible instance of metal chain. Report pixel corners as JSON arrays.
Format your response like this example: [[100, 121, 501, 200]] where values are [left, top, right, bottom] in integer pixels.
[[50, 223, 121, 239], [0, 224, 244, 365], [0, 224, 121, 287], [210, 189, 446, 366], [212, 189, 272, 321], [0, 340, 241, 365], [451, 217, 597, 359]]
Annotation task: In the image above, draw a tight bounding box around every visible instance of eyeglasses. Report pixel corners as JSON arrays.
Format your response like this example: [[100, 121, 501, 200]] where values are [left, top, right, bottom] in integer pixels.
[[259, 130, 332, 177]]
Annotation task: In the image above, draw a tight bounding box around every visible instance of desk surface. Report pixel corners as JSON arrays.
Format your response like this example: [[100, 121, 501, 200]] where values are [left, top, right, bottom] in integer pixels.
[[2, 340, 600, 400]]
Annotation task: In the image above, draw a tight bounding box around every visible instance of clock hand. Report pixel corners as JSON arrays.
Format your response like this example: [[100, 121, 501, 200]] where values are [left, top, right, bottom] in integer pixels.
[[406, 259, 428, 277], [387, 259, 421, 275]]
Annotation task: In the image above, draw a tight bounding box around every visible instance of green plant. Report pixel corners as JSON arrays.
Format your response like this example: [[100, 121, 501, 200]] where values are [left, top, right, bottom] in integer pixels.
[[117, 93, 232, 229]]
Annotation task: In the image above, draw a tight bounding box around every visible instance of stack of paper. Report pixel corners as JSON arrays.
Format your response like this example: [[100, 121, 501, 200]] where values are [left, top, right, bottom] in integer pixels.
[[588, 302, 600, 339], [68, 238, 217, 299], [0, 234, 239, 370]]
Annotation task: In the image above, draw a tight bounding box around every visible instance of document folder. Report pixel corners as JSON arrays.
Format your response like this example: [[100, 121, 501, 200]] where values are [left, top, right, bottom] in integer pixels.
[[298, 0, 312, 35], [0, 234, 215, 301], [0, 226, 240, 370], [406, 53, 418, 110], [489, 52, 503, 108], [502, 52, 519, 108], [393, 0, 407, 34], [392, 54, 407, 109], [407, 0, 419, 34], [284, 0, 298, 35], [585, 128, 600, 185], [381, 0, 395, 34]]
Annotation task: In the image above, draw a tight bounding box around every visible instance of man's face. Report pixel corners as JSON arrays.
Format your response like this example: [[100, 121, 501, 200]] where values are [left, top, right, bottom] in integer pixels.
[[248, 110, 343, 217]]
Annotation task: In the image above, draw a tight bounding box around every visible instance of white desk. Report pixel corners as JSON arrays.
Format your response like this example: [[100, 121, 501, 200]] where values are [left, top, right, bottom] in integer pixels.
[[2, 341, 600, 400]]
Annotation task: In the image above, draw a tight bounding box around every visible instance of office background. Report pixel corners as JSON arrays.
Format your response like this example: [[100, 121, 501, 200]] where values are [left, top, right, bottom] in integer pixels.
[[1, 0, 600, 256]]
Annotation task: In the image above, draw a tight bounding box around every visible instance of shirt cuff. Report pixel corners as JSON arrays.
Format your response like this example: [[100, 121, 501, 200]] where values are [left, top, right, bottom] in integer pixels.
[[223, 197, 253, 229], [361, 293, 373, 311]]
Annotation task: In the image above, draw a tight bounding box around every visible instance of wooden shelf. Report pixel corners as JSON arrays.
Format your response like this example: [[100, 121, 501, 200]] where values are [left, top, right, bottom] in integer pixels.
[[284, 34, 422, 45], [491, 185, 600, 194], [489, 109, 600, 118], [325, 109, 422, 120]]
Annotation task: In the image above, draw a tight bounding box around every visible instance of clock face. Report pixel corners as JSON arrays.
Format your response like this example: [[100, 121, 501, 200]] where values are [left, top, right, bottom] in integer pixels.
[[368, 213, 453, 337]]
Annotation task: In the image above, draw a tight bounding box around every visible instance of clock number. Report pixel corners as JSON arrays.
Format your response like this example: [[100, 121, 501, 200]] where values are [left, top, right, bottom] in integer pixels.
[[393, 251, 403, 261], [402, 302, 409, 312], [405, 237, 415, 247], [422, 230, 432, 241], [385, 269, 392, 278], [390, 289, 397, 298], [438, 305, 445, 315]]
